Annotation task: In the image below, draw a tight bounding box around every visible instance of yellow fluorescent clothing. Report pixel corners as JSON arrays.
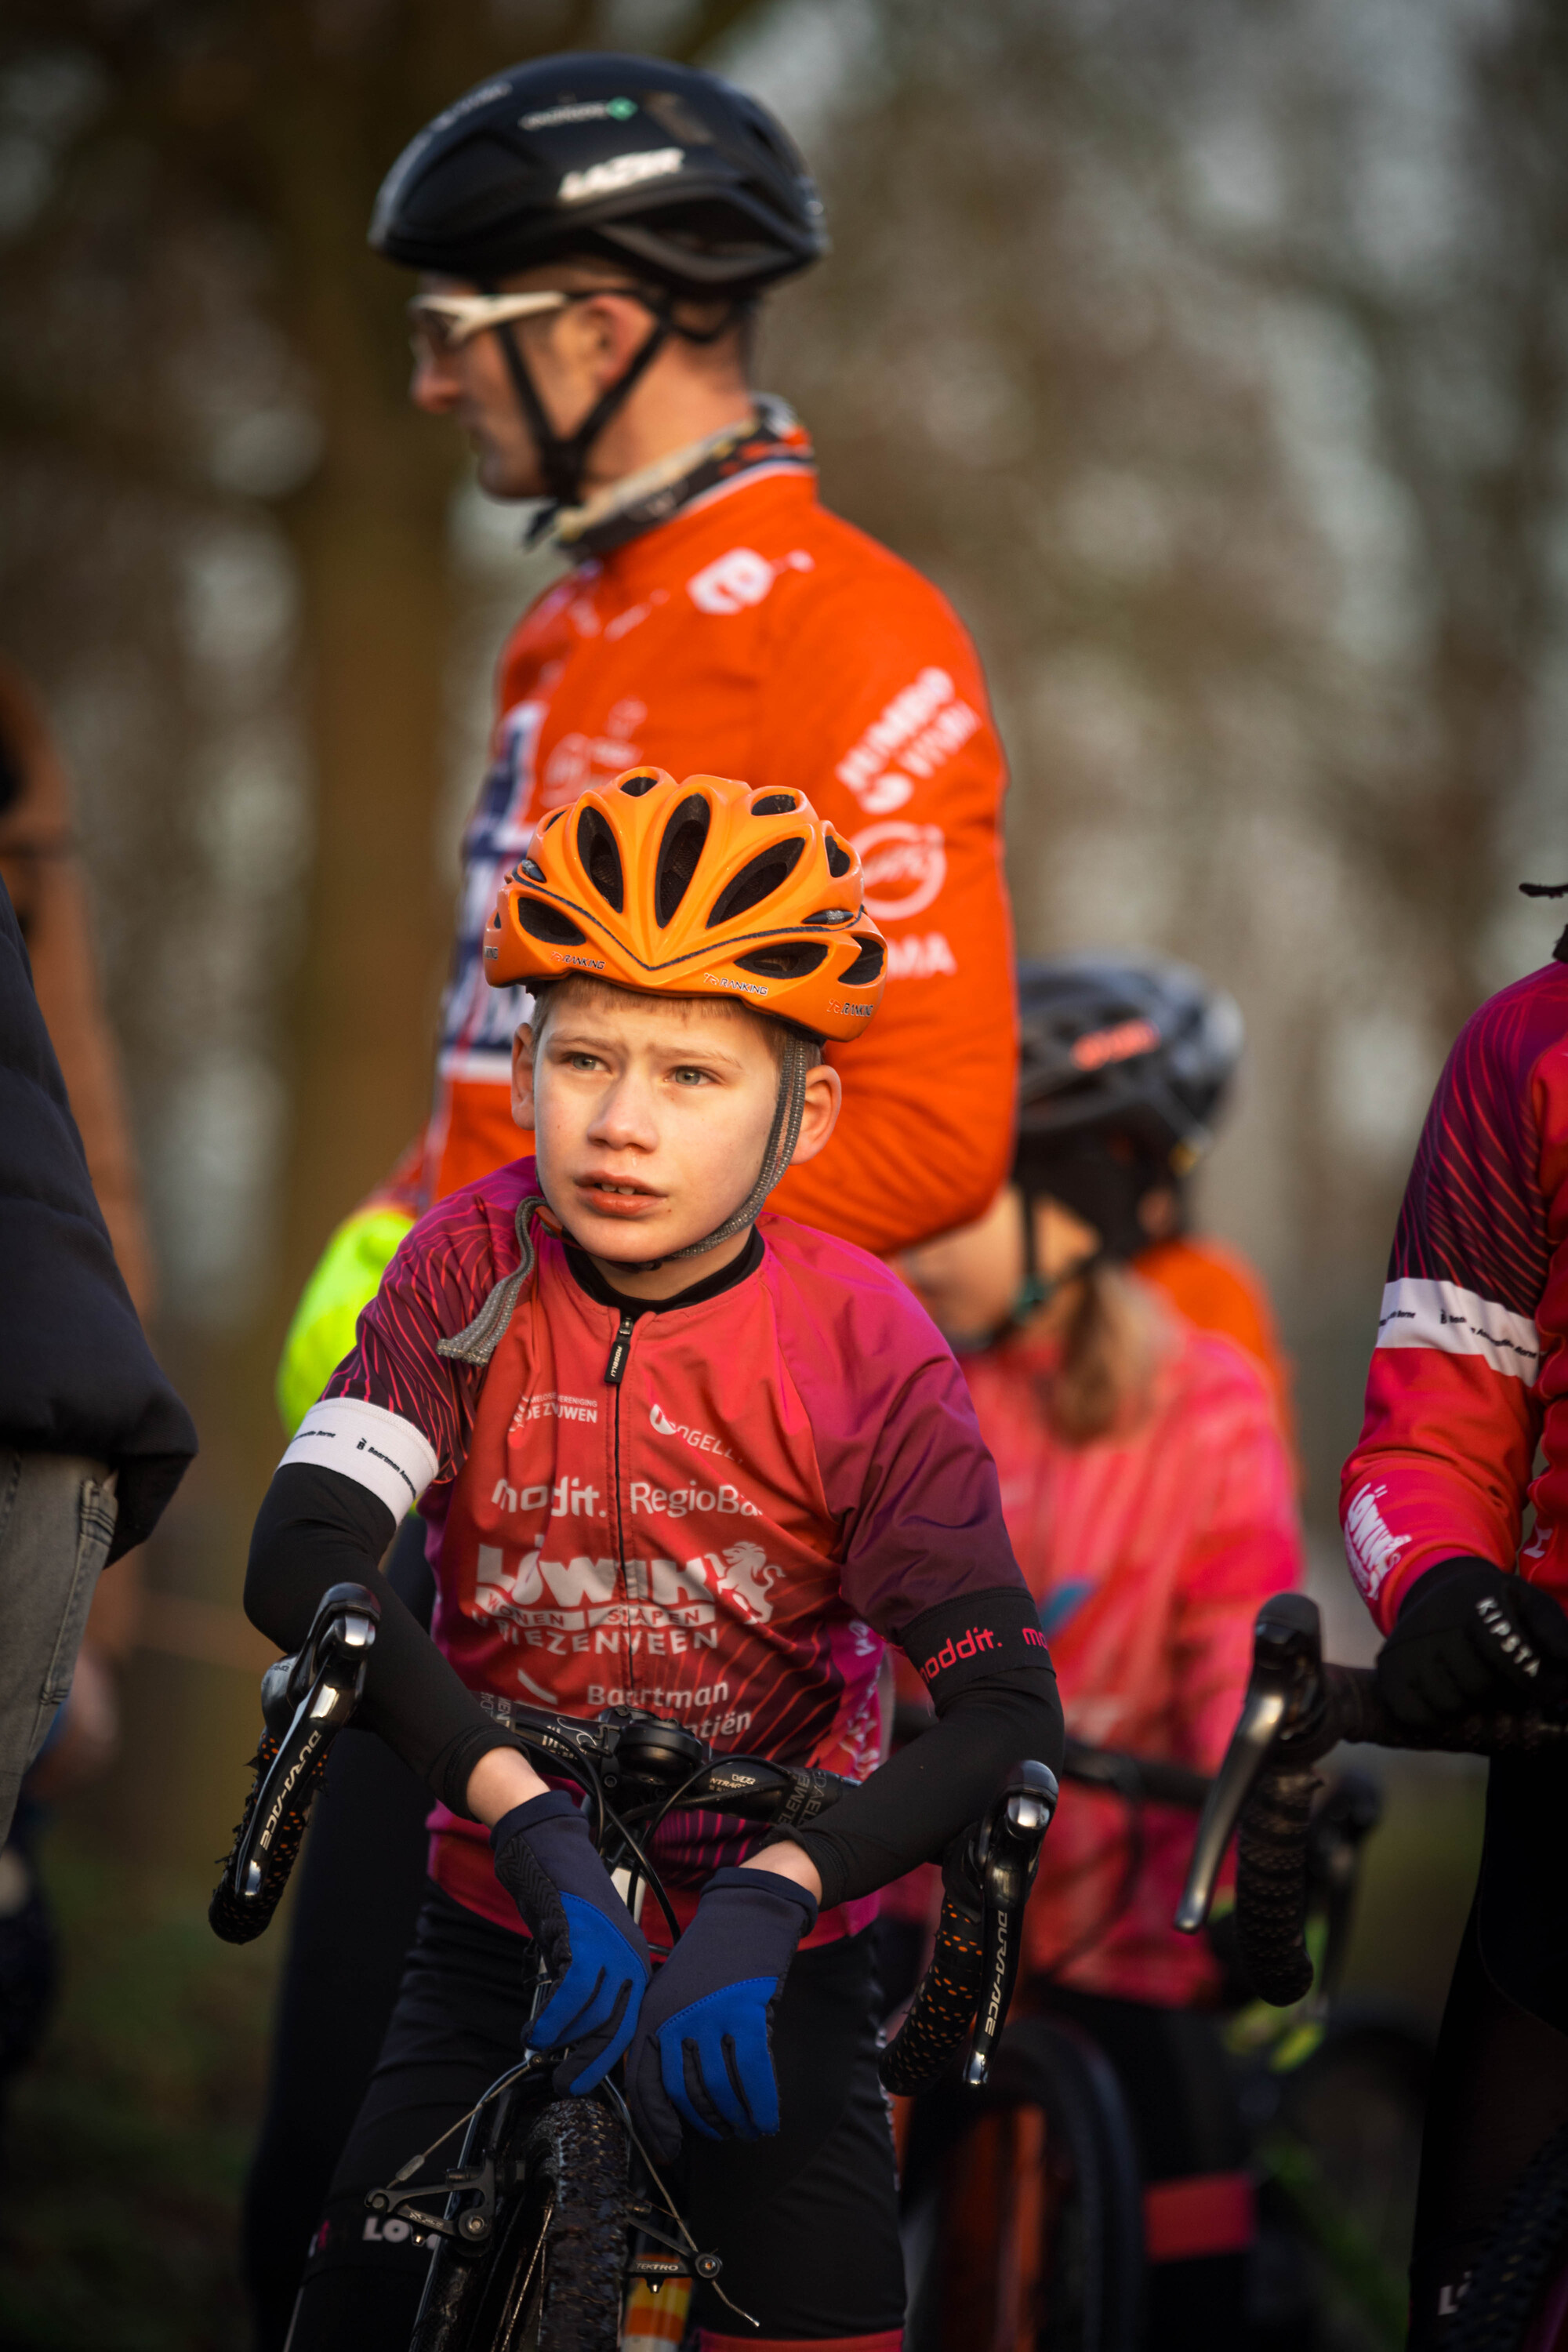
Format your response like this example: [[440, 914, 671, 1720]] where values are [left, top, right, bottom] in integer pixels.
[[275, 1206, 416, 1437]]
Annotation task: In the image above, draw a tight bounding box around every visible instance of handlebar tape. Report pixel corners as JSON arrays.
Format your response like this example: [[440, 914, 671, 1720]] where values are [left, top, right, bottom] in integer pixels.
[[877, 1896, 986, 2095], [1235, 1764, 1321, 2006], [209, 1730, 331, 1947]]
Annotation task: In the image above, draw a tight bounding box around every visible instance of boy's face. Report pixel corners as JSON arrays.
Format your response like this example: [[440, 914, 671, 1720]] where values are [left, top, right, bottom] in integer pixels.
[[512, 983, 840, 1294]]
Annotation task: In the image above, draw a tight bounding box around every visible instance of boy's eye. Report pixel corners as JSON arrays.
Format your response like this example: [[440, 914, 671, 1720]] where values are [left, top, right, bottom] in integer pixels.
[[670, 1065, 713, 1086], [565, 1051, 603, 1071]]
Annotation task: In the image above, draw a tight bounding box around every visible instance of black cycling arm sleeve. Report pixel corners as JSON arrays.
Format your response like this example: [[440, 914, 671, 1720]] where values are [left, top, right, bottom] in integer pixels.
[[782, 1660, 1063, 1913], [244, 1462, 513, 1815]]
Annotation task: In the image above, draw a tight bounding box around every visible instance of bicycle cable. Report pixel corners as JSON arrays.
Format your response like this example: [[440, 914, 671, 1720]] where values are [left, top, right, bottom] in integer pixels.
[[379, 2054, 547, 2193], [596, 1791, 683, 1946], [603, 2080, 760, 2330]]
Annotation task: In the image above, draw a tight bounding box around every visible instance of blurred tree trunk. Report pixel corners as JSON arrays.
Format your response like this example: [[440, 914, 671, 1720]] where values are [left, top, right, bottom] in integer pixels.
[[254, 0, 765, 1405], [0, 0, 766, 1864]]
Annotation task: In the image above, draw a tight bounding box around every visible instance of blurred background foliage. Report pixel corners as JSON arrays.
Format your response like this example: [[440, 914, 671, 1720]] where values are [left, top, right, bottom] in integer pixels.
[[1, 0, 1563, 2339]]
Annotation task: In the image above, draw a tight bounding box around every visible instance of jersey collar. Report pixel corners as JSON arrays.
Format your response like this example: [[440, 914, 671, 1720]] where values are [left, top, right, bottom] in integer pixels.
[[548, 396, 815, 563], [562, 1223, 765, 1321]]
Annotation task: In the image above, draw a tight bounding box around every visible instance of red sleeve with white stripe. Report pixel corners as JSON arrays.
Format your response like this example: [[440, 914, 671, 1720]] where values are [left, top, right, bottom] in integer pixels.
[[1339, 967, 1568, 1632]]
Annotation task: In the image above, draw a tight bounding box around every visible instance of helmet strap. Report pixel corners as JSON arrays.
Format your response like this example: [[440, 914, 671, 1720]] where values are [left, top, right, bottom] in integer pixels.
[[620, 1029, 818, 1275], [491, 291, 673, 517], [1006, 1187, 1102, 1334]]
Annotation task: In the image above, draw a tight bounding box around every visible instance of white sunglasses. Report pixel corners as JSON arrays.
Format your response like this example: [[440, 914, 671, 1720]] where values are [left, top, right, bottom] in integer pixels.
[[407, 289, 568, 354], [408, 285, 652, 356]]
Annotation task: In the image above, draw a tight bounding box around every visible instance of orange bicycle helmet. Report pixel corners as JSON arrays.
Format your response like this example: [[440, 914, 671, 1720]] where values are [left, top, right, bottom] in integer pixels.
[[477, 769, 885, 1272], [482, 767, 886, 1041]]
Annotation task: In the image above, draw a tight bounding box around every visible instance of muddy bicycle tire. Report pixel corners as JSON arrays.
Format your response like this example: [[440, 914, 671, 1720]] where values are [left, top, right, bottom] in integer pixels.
[[412, 2095, 630, 2352]]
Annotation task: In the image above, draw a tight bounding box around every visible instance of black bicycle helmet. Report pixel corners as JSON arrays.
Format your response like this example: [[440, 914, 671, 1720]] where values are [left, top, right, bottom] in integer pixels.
[[371, 55, 824, 516], [1013, 955, 1244, 1261], [370, 54, 826, 292]]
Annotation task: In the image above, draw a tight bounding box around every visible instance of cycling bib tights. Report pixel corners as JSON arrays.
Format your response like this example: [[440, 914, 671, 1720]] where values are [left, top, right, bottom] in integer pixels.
[[1341, 959, 1568, 1628], [412, 412, 1018, 1258]]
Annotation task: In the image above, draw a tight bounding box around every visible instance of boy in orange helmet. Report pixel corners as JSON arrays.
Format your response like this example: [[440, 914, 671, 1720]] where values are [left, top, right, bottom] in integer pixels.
[[252, 54, 1022, 2334], [246, 771, 1062, 2348]]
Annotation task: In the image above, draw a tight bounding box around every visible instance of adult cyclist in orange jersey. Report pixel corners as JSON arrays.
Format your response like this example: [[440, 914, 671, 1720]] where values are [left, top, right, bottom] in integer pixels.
[[247, 55, 1019, 2340], [276, 52, 1018, 1431]]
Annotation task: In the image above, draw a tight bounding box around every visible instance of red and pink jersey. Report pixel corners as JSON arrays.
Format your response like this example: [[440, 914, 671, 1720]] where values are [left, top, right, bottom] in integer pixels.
[[281, 1156, 1036, 1937], [1341, 961, 1568, 1632], [965, 1298, 1302, 2003]]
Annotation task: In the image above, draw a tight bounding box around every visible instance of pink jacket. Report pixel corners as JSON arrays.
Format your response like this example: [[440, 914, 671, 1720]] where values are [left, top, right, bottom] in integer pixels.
[[962, 1294, 1302, 2004]]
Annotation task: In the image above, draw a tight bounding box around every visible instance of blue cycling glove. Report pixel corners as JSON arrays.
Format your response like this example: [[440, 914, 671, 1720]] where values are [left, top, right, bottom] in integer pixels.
[[491, 1791, 651, 2094], [626, 1864, 818, 2165]]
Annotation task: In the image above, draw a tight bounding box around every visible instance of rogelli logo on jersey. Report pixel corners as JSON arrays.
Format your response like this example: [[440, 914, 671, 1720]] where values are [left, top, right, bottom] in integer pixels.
[[651, 1400, 738, 1460]]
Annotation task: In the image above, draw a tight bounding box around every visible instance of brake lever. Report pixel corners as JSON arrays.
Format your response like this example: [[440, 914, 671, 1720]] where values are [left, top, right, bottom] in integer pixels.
[[232, 1581, 379, 1904], [965, 1760, 1058, 2088], [1174, 1592, 1323, 1936]]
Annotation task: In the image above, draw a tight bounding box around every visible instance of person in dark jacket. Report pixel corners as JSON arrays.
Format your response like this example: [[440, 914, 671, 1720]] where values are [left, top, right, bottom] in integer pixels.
[[0, 876, 196, 1842]]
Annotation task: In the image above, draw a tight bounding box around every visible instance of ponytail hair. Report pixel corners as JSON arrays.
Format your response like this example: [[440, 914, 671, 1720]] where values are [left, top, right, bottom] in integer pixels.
[[1041, 1260, 1164, 1445]]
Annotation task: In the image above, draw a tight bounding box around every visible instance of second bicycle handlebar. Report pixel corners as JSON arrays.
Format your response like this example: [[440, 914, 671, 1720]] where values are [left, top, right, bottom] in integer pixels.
[[1175, 1590, 1568, 2004]]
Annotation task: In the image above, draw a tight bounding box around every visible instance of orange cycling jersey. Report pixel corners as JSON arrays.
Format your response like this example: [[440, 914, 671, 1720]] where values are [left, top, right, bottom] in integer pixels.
[[410, 416, 1017, 1255]]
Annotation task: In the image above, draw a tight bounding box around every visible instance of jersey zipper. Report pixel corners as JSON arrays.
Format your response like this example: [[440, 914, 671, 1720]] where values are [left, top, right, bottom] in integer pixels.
[[604, 1308, 636, 1615]]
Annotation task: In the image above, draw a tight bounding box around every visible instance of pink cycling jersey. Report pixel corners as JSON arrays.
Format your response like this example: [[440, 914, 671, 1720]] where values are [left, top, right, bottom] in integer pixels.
[[1341, 961, 1568, 1632], [280, 1157, 1038, 1939], [967, 1297, 1301, 2004]]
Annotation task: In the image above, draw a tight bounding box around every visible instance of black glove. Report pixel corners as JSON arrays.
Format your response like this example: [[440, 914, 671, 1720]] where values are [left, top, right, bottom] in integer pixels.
[[1376, 1557, 1568, 1730]]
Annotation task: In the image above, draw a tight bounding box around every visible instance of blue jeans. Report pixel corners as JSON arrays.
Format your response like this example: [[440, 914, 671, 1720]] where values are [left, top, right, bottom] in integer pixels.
[[0, 1450, 117, 1844]]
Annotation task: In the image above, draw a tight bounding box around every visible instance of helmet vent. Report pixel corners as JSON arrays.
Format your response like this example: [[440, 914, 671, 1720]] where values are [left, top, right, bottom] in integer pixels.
[[735, 942, 829, 979], [619, 771, 659, 798], [837, 937, 886, 989], [823, 833, 852, 877], [655, 795, 713, 926], [517, 896, 588, 948], [576, 806, 625, 912], [751, 793, 798, 815], [803, 907, 854, 927], [518, 855, 546, 883], [708, 838, 805, 927]]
